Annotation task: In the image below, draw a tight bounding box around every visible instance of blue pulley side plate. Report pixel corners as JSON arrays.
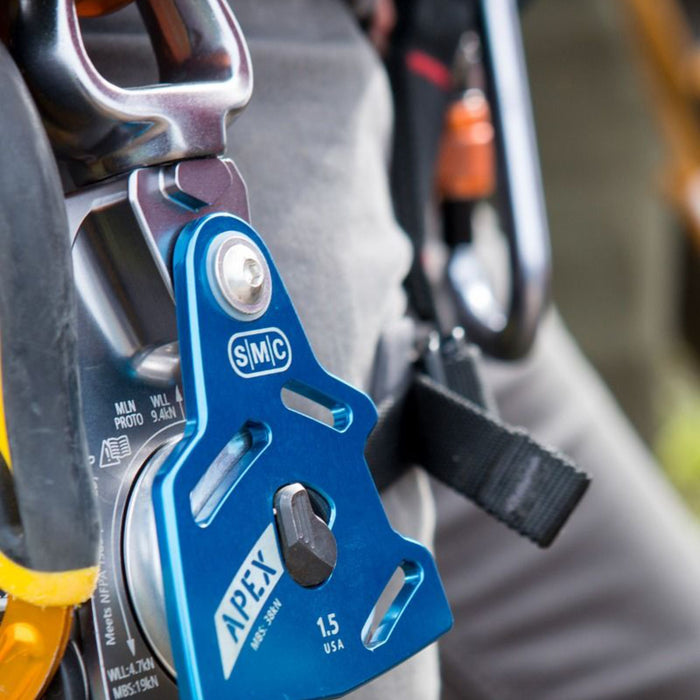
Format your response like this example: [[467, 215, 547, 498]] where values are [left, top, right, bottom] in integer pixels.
[[152, 212, 452, 700]]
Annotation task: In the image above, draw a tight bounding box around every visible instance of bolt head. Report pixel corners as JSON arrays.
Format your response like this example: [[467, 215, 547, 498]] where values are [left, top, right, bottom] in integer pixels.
[[209, 234, 271, 319]]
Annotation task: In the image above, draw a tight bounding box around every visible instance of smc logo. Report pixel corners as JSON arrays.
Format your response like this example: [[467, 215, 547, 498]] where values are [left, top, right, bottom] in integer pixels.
[[228, 328, 292, 378]]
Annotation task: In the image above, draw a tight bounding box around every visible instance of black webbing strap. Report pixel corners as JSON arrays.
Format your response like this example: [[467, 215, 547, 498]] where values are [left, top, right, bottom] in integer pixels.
[[406, 375, 588, 546], [366, 346, 590, 547]]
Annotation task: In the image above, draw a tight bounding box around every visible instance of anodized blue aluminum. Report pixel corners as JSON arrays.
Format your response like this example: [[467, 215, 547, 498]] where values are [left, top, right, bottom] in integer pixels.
[[152, 212, 453, 700]]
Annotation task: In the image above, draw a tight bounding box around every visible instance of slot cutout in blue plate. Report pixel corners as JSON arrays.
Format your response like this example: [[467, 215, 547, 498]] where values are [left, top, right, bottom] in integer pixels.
[[190, 421, 271, 527], [281, 380, 352, 432], [362, 561, 424, 650]]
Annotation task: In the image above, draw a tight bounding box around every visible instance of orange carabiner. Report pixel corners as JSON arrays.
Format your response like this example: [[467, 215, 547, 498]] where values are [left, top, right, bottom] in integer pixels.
[[0, 598, 73, 700]]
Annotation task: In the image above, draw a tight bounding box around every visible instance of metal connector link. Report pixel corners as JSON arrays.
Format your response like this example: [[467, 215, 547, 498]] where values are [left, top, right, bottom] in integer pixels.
[[12, 0, 253, 185]]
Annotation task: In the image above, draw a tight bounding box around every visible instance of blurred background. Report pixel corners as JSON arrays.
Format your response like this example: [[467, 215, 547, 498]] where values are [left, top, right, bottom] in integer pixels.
[[521, 0, 700, 513]]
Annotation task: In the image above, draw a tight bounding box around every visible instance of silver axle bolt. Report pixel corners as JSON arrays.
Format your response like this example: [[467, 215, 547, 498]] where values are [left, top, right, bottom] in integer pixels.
[[209, 233, 272, 320]]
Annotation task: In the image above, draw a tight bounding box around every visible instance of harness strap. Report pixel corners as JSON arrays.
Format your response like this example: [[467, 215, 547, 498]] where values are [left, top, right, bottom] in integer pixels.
[[407, 374, 588, 546], [367, 345, 589, 547]]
